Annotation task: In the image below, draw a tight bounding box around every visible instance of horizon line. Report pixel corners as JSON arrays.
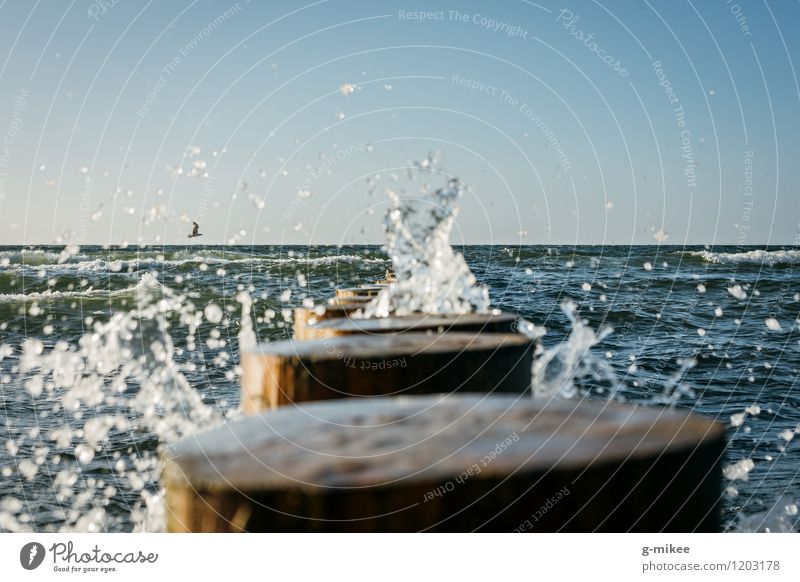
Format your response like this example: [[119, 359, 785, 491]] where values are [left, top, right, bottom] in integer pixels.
[[0, 242, 795, 248]]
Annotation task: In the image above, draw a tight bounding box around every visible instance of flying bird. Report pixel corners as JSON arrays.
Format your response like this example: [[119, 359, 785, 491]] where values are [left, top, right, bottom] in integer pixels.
[[188, 221, 203, 238]]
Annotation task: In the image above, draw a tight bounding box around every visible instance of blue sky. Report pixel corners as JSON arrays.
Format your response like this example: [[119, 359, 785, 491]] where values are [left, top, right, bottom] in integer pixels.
[[0, 0, 797, 245]]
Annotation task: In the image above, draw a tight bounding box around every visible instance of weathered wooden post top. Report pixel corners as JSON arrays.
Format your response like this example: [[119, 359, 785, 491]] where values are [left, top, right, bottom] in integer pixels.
[[241, 332, 534, 412], [334, 285, 385, 299], [301, 311, 519, 339], [163, 394, 725, 533], [292, 301, 366, 340]]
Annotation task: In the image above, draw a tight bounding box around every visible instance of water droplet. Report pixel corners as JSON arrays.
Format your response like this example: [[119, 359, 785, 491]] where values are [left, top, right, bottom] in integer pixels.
[[204, 303, 223, 324], [727, 285, 747, 300]]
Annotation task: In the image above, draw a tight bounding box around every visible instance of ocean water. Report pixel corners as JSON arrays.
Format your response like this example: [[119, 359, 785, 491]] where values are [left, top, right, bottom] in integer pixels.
[[0, 244, 798, 532]]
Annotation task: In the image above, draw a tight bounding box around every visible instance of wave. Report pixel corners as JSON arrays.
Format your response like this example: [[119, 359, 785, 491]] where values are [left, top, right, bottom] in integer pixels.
[[0, 249, 91, 266], [260, 254, 387, 266], [688, 249, 800, 266], [0, 252, 387, 273], [0, 273, 161, 303]]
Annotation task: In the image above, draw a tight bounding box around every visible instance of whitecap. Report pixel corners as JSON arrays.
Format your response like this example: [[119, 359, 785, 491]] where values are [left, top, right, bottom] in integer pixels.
[[689, 249, 800, 266]]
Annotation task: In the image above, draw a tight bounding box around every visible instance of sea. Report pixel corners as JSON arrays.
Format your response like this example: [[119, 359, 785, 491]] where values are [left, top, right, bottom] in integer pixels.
[[0, 244, 798, 532]]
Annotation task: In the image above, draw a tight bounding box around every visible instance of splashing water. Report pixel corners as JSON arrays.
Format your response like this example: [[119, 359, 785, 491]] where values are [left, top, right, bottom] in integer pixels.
[[236, 291, 256, 351], [0, 242, 398, 532], [363, 175, 489, 317], [1, 222, 797, 532], [353, 178, 798, 532], [733, 496, 800, 532], [0, 275, 225, 532], [529, 301, 617, 399], [357, 171, 622, 404]]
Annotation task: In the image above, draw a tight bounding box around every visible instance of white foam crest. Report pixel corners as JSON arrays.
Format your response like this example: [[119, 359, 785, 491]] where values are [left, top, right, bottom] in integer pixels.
[[262, 254, 386, 266], [167, 248, 386, 266], [0, 272, 161, 303], [0, 249, 89, 267], [5, 253, 386, 274], [689, 249, 800, 266], [0, 249, 62, 258]]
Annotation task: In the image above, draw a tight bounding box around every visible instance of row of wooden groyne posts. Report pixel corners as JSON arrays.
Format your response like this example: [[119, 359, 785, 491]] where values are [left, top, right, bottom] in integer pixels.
[[164, 275, 726, 532]]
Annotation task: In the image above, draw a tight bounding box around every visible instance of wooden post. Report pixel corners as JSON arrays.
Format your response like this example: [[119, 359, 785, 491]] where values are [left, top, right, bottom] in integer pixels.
[[376, 269, 396, 284], [293, 302, 365, 340], [240, 332, 534, 413], [335, 285, 384, 299], [329, 295, 372, 306], [164, 394, 725, 532], [302, 311, 519, 339]]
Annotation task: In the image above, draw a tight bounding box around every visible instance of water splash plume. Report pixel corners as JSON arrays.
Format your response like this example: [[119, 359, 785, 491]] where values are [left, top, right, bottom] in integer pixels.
[[531, 301, 616, 399], [364, 175, 489, 317]]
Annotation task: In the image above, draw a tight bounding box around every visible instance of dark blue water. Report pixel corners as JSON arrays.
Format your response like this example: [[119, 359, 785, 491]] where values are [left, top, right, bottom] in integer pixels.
[[0, 244, 798, 531]]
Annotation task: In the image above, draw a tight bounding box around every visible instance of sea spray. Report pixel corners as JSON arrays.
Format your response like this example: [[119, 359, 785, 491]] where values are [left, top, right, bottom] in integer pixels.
[[530, 301, 617, 399], [357, 166, 624, 403], [363, 176, 489, 317], [358, 167, 653, 405], [0, 274, 223, 532], [236, 291, 256, 350], [0, 238, 797, 532], [649, 357, 697, 406], [733, 496, 800, 532]]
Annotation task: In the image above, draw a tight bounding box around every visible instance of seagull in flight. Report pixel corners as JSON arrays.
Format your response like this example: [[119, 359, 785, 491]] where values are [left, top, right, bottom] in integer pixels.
[[188, 221, 203, 239]]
